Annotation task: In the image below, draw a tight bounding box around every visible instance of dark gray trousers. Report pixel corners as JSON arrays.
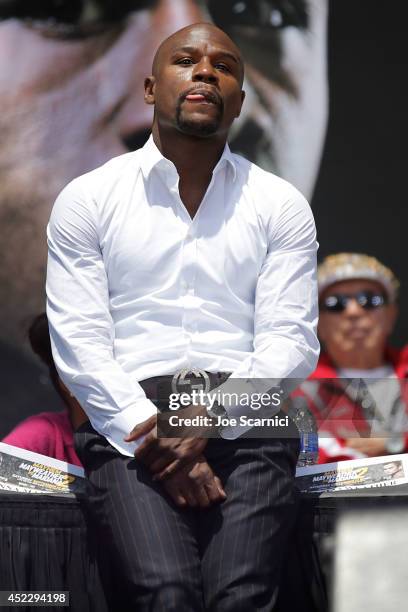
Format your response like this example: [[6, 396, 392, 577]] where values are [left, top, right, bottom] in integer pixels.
[[75, 423, 299, 612]]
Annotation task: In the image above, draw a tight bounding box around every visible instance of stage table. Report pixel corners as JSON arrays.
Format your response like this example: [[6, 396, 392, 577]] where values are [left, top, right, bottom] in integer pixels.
[[0, 492, 107, 612], [1, 485, 408, 611]]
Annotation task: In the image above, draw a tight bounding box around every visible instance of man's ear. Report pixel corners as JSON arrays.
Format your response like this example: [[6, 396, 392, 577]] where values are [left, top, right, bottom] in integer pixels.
[[144, 76, 156, 105], [235, 90, 246, 118]]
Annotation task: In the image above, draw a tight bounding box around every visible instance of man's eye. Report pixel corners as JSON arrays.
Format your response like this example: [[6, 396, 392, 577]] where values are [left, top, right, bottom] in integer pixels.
[[215, 63, 230, 72], [0, 0, 152, 37], [176, 58, 194, 65], [207, 0, 308, 30]]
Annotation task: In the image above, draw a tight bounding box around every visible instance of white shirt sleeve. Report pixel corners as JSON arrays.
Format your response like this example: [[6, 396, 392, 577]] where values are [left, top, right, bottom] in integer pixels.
[[214, 186, 320, 438], [46, 179, 157, 457]]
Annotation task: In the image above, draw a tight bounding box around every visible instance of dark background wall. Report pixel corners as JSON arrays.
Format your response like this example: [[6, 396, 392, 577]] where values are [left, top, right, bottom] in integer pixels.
[[313, 0, 407, 345]]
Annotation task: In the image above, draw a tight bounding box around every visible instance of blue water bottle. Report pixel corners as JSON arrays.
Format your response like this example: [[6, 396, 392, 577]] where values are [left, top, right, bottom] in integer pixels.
[[288, 396, 319, 467]]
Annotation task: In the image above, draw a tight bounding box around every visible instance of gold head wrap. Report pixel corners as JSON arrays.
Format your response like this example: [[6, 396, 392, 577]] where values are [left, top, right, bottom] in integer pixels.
[[318, 253, 399, 301]]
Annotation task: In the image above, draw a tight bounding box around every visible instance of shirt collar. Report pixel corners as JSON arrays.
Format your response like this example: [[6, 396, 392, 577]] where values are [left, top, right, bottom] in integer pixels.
[[140, 134, 237, 182]]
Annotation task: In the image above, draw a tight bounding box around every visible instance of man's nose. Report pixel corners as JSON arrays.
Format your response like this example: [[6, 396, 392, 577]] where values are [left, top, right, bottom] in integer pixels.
[[344, 299, 365, 316], [192, 57, 218, 84]]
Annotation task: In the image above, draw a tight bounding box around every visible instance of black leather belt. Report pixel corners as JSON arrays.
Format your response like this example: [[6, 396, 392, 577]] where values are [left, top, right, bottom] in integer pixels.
[[140, 370, 231, 404]]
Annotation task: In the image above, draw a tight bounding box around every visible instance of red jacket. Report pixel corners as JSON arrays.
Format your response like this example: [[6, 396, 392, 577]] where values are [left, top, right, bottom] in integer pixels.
[[294, 346, 408, 463]]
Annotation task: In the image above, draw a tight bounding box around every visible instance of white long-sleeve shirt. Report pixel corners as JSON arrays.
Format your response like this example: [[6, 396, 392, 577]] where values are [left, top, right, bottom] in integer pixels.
[[46, 135, 319, 456]]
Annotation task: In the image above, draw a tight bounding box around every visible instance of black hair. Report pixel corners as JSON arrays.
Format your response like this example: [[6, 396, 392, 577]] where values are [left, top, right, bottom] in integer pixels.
[[28, 313, 62, 398]]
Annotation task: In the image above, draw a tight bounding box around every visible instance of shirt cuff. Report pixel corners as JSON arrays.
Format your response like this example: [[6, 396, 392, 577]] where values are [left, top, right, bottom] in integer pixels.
[[100, 399, 158, 457]]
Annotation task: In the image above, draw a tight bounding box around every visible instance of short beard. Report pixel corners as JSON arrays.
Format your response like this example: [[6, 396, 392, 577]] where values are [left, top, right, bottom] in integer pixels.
[[175, 99, 224, 137]]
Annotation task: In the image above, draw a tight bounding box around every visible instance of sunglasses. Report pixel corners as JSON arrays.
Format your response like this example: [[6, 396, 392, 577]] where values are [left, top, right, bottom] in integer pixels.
[[0, 0, 308, 38], [320, 291, 389, 314]]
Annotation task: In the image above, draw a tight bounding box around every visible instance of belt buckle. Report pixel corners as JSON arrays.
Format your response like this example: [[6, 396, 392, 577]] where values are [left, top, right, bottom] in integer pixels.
[[171, 368, 211, 395]]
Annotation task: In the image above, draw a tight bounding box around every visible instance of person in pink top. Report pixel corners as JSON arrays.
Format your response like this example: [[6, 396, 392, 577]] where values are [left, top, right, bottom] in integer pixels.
[[2, 313, 88, 467]]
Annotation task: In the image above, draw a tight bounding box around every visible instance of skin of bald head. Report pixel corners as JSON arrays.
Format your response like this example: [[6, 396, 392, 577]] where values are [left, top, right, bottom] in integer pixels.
[[152, 22, 245, 86]]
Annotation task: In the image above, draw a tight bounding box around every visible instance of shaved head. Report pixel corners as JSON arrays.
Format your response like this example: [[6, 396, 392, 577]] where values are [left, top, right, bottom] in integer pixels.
[[145, 20, 246, 140], [152, 22, 244, 85]]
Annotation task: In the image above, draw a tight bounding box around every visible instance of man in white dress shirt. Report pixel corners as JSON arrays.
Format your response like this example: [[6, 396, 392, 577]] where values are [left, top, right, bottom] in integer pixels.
[[47, 22, 319, 612]]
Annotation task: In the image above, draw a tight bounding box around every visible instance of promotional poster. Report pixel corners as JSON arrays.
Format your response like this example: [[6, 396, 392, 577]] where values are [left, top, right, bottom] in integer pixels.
[[296, 452, 408, 493], [0, 442, 86, 495]]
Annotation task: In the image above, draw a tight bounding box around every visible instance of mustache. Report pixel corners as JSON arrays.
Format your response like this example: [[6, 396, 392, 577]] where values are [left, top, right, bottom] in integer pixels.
[[179, 86, 223, 107]]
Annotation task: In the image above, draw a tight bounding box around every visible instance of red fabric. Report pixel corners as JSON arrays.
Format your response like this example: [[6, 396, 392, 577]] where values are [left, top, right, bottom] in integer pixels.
[[2, 411, 82, 467], [309, 346, 408, 380], [293, 346, 408, 463]]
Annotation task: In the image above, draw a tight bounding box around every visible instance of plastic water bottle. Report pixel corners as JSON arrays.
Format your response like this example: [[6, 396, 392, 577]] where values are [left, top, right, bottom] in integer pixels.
[[288, 396, 319, 467]]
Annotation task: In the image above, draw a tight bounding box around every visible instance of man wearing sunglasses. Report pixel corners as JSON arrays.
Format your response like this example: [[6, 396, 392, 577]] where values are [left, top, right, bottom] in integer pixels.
[[0, 0, 328, 435], [297, 252, 408, 464]]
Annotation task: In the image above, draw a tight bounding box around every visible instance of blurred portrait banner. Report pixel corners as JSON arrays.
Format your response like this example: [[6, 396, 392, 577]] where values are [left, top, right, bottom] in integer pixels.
[[1, 1, 328, 430]]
